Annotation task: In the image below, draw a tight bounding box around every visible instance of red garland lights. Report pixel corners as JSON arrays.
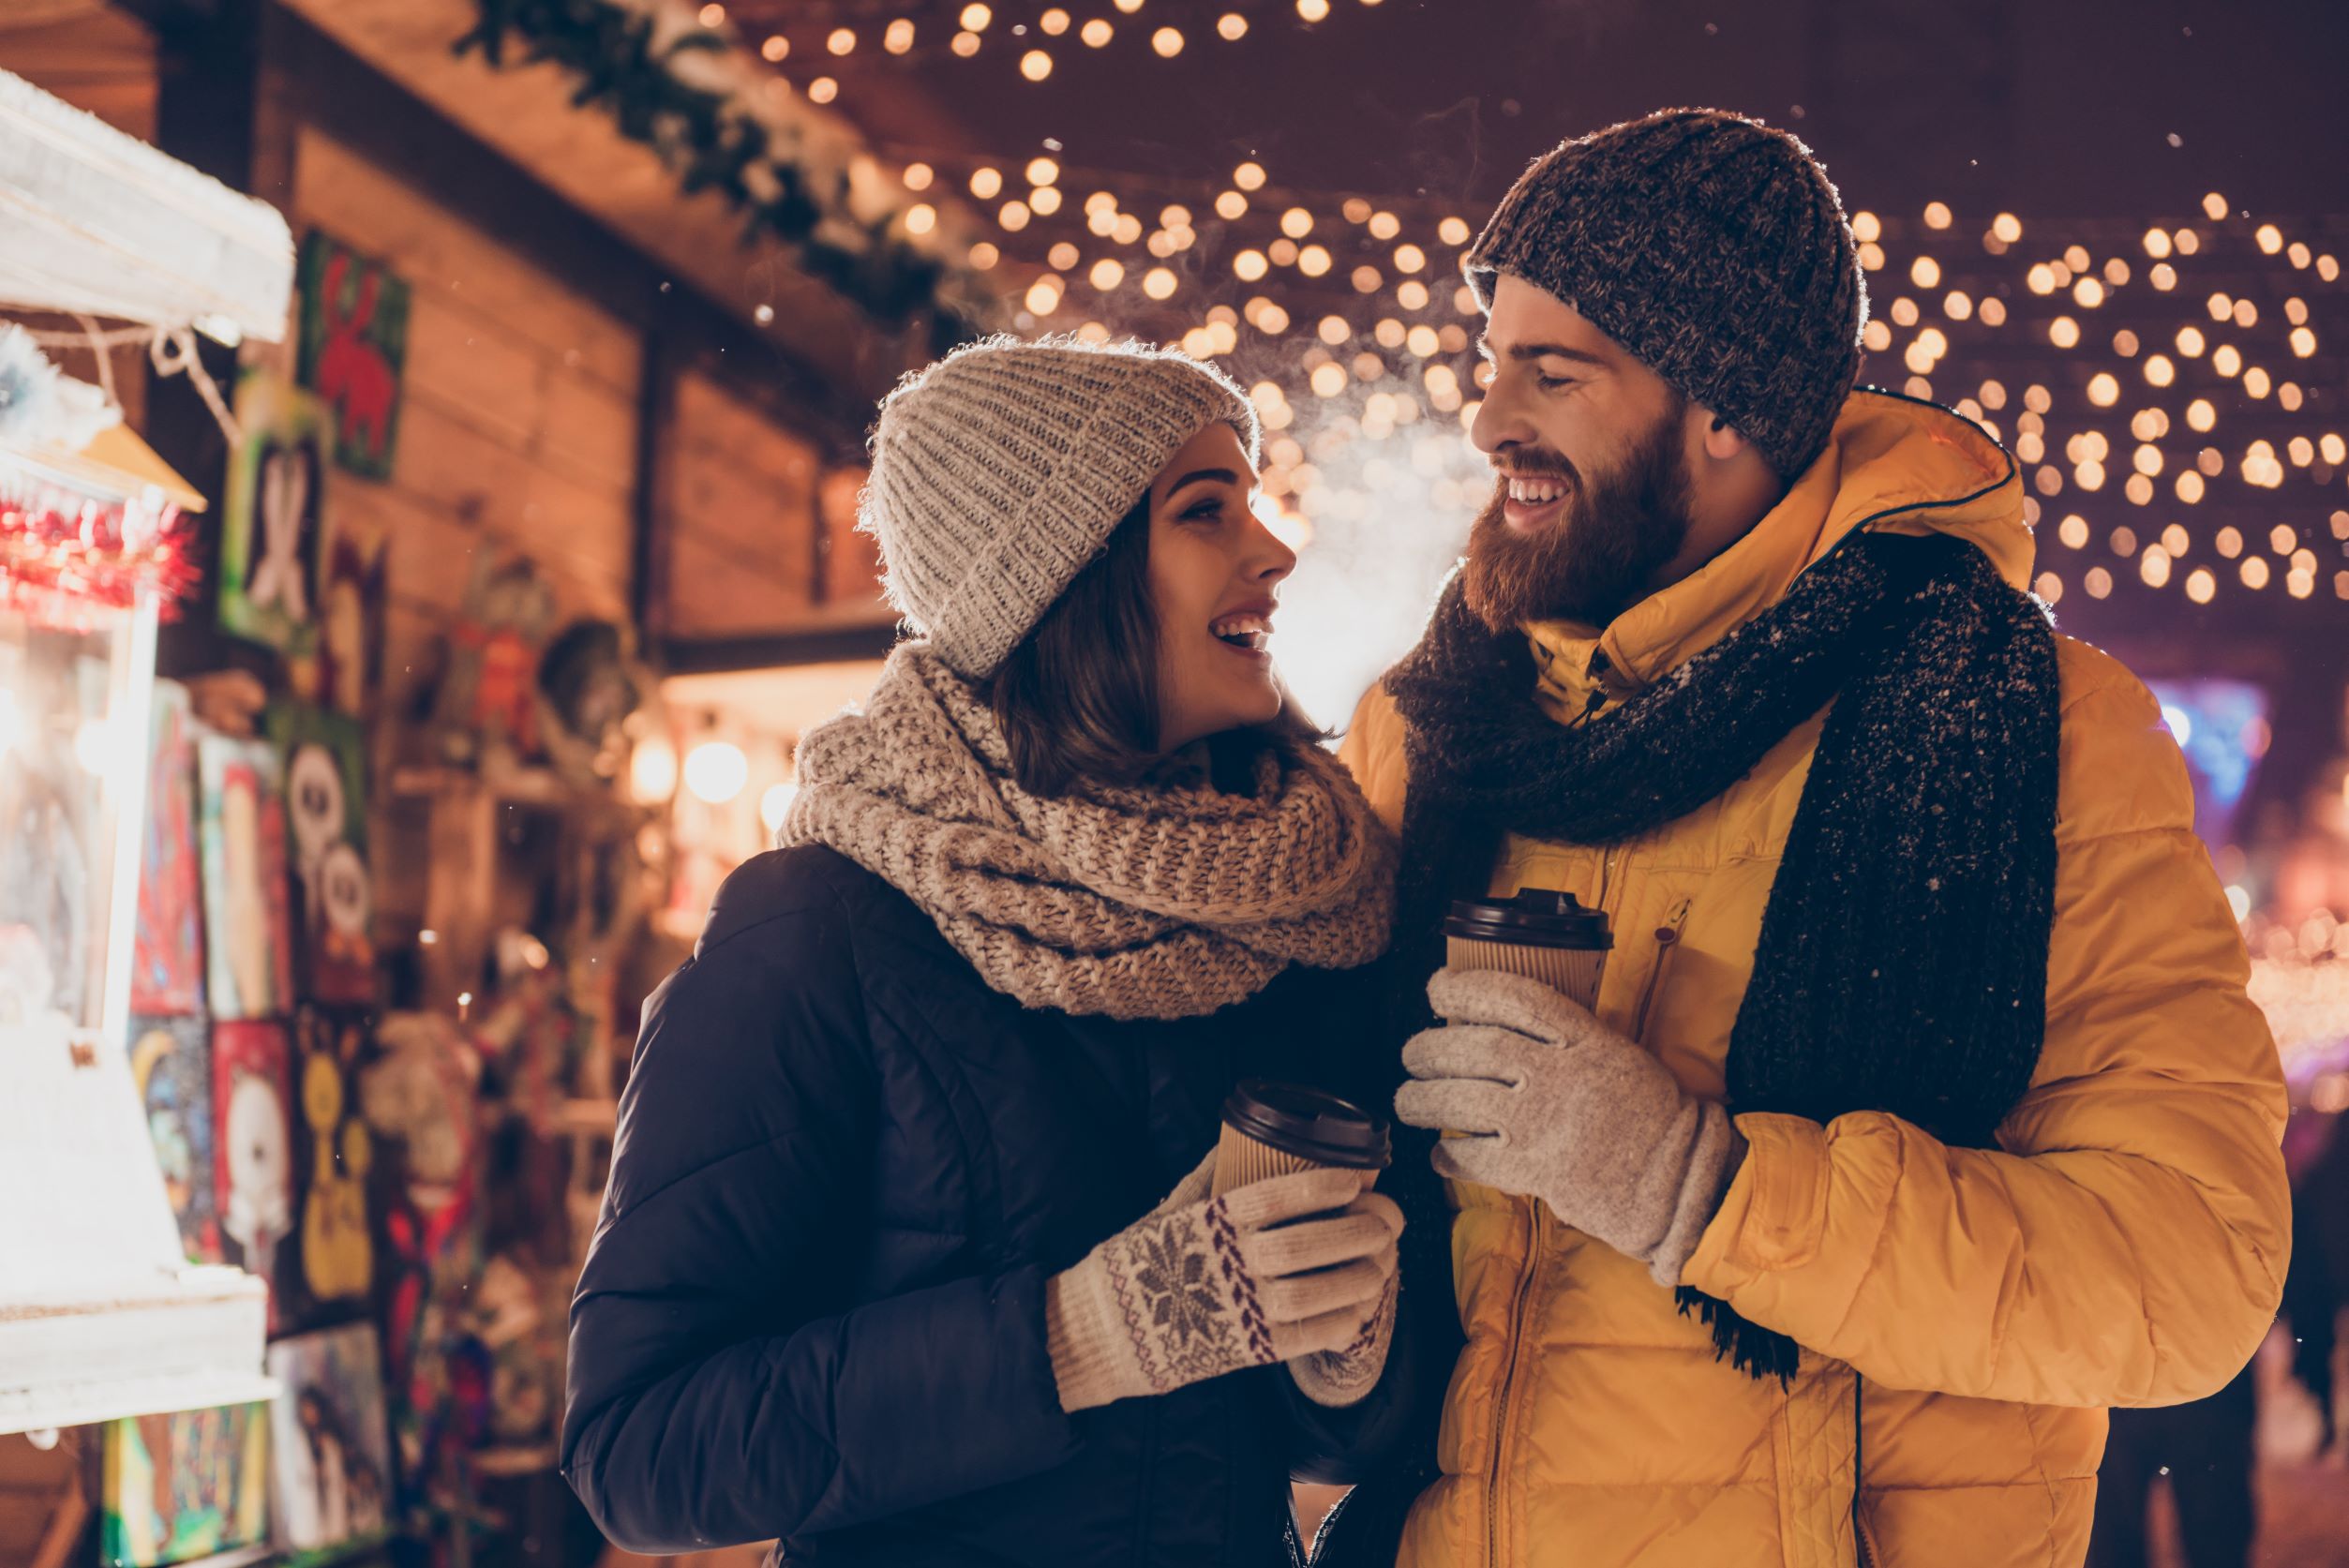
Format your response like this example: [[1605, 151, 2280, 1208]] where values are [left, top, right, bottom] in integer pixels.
[[0, 472, 197, 630]]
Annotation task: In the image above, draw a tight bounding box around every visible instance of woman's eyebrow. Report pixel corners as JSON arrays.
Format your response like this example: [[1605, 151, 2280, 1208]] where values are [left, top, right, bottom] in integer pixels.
[[1165, 467, 1242, 495]]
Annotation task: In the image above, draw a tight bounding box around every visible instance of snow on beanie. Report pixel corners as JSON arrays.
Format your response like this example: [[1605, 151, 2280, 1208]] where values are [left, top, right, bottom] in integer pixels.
[[1464, 107, 1867, 481], [859, 334, 1263, 679]]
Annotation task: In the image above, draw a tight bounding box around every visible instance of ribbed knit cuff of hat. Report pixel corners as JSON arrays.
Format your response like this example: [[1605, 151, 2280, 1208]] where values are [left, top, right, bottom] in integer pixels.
[[1286, 1270, 1398, 1409]]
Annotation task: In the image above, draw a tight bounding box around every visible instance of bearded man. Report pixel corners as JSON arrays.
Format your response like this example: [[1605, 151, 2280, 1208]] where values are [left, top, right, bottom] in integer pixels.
[[1334, 108, 2290, 1568]]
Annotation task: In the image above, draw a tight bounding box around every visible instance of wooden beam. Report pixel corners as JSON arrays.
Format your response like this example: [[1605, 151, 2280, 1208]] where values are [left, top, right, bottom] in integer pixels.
[[659, 620, 899, 675]]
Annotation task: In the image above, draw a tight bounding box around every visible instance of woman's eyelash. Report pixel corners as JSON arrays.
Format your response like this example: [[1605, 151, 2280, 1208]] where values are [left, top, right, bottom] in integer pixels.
[[1183, 500, 1225, 520]]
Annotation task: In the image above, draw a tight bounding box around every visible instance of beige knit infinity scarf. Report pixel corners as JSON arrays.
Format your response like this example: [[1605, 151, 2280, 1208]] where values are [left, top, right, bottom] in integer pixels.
[[779, 643, 1396, 1020]]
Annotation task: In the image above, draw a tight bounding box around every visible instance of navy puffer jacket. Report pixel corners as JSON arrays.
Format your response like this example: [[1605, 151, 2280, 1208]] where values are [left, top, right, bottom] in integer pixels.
[[561, 844, 1415, 1566]]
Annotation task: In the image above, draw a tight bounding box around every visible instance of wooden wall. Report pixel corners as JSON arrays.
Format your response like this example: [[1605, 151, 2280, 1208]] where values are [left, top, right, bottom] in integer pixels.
[[659, 368, 821, 639], [286, 127, 643, 722]]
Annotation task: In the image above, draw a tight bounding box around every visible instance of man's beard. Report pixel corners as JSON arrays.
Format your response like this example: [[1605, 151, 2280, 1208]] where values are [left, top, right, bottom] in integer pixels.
[[1461, 406, 1695, 633]]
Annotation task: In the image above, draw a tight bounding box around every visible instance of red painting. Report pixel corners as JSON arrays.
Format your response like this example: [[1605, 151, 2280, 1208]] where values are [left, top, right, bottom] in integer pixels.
[[296, 231, 408, 480]]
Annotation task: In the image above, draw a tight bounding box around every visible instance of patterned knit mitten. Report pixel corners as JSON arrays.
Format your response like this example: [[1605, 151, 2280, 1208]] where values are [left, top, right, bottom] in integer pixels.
[[1046, 1167, 1403, 1412], [1287, 1263, 1399, 1408]]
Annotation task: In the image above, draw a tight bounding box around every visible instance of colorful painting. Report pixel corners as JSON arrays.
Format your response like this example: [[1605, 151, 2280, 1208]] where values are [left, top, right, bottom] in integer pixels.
[[97, 1400, 270, 1567], [295, 231, 408, 480], [360, 1011, 486, 1515], [213, 1019, 292, 1328], [268, 703, 373, 1006], [266, 1322, 394, 1562], [198, 735, 293, 1019], [131, 679, 205, 1015], [284, 1005, 375, 1327], [218, 369, 334, 663], [314, 499, 387, 719], [431, 550, 556, 768], [127, 1013, 220, 1263]]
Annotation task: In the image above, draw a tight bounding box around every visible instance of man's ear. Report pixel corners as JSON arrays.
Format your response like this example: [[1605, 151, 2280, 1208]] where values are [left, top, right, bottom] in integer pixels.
[[1697, 408, 1751, 464]]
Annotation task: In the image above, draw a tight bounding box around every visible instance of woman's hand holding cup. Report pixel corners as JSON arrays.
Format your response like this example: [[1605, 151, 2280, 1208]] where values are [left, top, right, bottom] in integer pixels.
[[1045, 1160, 1402, 1412]]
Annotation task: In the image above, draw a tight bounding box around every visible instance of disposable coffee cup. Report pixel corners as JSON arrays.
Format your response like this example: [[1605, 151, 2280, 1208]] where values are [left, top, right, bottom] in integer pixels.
[[1442, 888, 1612, 1010], [1210, 1080, 1392, 1197]]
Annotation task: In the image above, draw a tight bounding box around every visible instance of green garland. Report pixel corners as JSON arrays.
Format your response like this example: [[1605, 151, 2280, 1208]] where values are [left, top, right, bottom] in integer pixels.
[[456, 0, 976, 351]]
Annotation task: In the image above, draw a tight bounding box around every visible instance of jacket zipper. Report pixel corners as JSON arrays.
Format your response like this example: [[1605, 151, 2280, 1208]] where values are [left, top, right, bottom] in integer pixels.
[[1852, 1372, 1873, 1568], [1630, 897, 1693, 1042], [1299, 1485, 1353, 1566], [1485, 1208, 1542, 1568]]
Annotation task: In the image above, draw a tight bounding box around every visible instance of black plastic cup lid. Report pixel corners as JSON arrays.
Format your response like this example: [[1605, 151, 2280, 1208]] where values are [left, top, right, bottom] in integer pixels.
[[1443, 888, 1612, 949], [1221, 1081, 1391, 1170]]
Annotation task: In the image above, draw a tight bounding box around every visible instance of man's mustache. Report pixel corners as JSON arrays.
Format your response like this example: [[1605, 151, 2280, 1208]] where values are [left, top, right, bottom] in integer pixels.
[[1489, 449, 1580, 487]]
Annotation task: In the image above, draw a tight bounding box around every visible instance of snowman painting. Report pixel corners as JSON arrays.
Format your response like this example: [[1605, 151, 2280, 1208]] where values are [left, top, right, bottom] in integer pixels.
[[213, 1022, 293, 1323]]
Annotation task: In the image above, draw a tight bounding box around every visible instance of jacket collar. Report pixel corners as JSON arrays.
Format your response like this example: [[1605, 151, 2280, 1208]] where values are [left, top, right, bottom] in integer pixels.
[[1523, 389, 2028, 721]]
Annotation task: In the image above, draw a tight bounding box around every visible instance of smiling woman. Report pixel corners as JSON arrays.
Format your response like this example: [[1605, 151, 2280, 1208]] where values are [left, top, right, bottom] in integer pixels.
[[988, 420, 1307, 796], [562, 335, 1407, 1568]]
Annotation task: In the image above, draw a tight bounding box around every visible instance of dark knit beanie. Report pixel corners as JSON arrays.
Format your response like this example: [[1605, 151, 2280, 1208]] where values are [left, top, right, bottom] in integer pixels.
[[1464, 107, 1867, 480]]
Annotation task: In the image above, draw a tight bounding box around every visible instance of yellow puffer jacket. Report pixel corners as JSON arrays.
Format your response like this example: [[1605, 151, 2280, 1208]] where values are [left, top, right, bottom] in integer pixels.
[[1339, 391, 2290, 1568]]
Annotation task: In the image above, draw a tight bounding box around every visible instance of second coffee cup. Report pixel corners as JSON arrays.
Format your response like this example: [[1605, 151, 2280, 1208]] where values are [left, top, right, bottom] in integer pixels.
[[1209, 1080, 1391, 1197]]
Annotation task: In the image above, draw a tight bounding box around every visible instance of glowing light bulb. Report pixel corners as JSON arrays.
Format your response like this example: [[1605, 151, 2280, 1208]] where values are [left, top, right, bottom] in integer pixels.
[[630, 737, 679, 803], [683, 739, 748, 804]]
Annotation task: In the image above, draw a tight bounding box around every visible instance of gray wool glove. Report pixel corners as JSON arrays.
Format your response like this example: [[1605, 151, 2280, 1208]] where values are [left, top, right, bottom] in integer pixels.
[[1393, 967, 1745, 1287], [1045, 1158, 1403, 1413]]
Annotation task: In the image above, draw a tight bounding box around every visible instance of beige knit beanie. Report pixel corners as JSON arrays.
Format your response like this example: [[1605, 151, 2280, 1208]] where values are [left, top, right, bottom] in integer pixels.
[[859, 334, 1263, 679]]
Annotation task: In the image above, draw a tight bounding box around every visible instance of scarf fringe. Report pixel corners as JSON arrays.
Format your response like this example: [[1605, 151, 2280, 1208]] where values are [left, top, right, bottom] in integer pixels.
[[1675, 1285, 1801, 1386]]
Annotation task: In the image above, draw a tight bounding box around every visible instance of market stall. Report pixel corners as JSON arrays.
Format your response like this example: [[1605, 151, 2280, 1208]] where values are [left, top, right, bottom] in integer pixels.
[[0, 61, 291, 1565]]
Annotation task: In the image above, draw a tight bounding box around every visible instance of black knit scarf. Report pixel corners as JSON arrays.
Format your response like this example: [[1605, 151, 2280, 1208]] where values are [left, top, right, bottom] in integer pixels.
[[1383, 530, 2062, 1382]]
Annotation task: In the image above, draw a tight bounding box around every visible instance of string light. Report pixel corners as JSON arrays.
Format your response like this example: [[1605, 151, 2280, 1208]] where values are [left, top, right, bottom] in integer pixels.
[[895, 117, 2329, 623]]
